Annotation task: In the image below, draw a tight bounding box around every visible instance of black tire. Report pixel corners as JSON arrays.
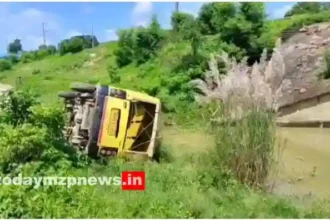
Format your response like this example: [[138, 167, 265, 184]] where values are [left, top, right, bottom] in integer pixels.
[[58, 91, 78, 99], [70, 82, 96, 93], [85, 139, 99, 158], [85, 106, 101, 158]]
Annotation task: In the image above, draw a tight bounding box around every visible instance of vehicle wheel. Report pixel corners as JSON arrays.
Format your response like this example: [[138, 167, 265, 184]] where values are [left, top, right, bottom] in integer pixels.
[[58, 91, 78, 99], [85, 139, 99, 158], [70, 82, 96, 93], [80, 93, 94, 99]]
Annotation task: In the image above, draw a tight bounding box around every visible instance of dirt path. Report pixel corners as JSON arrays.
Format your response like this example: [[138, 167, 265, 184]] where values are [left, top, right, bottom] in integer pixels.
[[0, 83, 12, 94]]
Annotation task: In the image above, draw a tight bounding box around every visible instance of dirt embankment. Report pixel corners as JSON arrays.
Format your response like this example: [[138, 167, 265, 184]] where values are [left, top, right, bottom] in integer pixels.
[[278, 23, 330, 111]]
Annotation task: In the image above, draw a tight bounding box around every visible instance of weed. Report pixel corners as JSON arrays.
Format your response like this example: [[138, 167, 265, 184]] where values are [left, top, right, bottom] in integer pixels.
[[0, 59, 12, 72], [321, 50, 330, 79], [107, 64, 121, 83], [43, 76, 53, 80], [210, 104, 276, 188], [0, 89, 39, 126], [32, 69, 41, 75]]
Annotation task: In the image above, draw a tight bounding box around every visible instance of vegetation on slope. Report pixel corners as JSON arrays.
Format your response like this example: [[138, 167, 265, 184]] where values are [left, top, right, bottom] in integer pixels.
[[1, 2, 330, 218], [0, 89, 329, 218]]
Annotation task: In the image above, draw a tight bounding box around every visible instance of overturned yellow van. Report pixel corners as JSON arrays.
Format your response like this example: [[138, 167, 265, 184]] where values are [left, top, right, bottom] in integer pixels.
[[58, 82, 161, 159]]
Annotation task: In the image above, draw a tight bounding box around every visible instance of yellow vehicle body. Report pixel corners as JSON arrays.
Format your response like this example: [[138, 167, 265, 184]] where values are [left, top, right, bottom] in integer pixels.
[[98, 97, 130, 151], [98, 89, 161, 158], [59, 83, 161, 159]]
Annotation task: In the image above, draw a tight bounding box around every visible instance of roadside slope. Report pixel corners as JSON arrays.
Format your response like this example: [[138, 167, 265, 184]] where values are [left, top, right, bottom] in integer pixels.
[[0, 42, 116, 104]]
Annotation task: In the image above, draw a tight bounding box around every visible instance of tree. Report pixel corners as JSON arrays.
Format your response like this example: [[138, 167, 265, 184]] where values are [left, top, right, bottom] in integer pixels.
[[36, 49, 49, 60], [38, 44, 47, 50], [171, 12, 195, 32], [284, 2, 324, 17], [67, 37, 84, 53], [135, 15, 165, 64], [36, 44, 56, 58], [115, 15, 166, 66], [171, 12, 201, 43], [73, 35, 99, 48], [240, 2, 266, 35], [198, 2, 236, 35], [47, 45, 57, 54], [58, 37, 84, 55], [240, 3, 266, 62], [198, 3, 215, 35], [114, 29, 136, 67], [219, 3, 266, 63], [8, 39, 22, 54]]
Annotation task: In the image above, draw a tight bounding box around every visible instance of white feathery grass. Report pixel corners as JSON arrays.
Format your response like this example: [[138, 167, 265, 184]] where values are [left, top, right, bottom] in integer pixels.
[[190, 38, 288, 119]]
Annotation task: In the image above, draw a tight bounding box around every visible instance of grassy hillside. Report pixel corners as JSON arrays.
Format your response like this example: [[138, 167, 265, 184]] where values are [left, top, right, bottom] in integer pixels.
[[0, 43, 115, 104], [0, 37, 205, 119]]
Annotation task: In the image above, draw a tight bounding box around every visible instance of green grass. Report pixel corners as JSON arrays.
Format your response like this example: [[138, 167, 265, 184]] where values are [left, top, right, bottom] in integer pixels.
[[0, 40, 183, 105], [0, 103, 329, 218], [0, 42, 116, 104]]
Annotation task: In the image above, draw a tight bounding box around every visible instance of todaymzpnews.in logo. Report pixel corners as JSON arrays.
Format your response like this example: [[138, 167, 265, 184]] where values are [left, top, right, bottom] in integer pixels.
[[0, 171, 146, 191]]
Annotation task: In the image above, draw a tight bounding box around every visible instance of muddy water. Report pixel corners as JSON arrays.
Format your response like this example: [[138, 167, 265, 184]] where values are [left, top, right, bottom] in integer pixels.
[[274, 127, 330, 198], [162, 125, 330, 199]]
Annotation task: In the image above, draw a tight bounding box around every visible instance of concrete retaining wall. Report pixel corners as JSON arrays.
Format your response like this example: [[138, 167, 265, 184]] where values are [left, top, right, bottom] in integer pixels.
[[278, 92, 330, 117], [276, 120, 330, 128]]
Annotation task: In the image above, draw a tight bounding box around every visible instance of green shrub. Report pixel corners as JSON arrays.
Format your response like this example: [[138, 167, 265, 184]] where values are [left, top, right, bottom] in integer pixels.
[[114, 29, 136, 67], [7, 54, 19, 64], [58, 39, 70, 55], [0, 59, 12, 72], [0, 89, 39, 126], [22, 48, 53, 62], [58, 37, 84, 55], [0, 124, 50, 171], [38, 44, 57, 54], [80, 35, 99, 48], [67, 37, 84, 54], [43, 76, 53, 81], [58, 35, 98, 56], [107, 65, 121, 83], [198, 2, 237, 35], [114, 15, 166, 67], [136, 15, 166, 65], [32, 69, 41, 75], [20, 51, 37, 63], [47, 45, 57, 54], [171, 12, 196, 33], [36, 49, 50, 60]]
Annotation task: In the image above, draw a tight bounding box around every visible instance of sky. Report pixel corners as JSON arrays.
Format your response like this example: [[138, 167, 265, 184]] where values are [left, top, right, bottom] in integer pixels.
[[0, 2, 296, 54]]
